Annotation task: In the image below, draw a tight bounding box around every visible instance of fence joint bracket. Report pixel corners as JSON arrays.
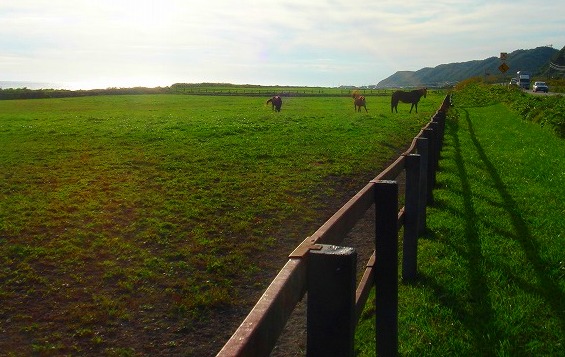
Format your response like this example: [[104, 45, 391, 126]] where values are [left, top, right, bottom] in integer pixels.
[[289, 239, 323, 259]]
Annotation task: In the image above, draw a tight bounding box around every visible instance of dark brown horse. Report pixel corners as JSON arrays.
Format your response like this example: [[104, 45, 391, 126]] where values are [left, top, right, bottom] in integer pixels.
[[266, 96, 282, 112], [391, 88, 427, 113], [352, 91, 368, 112]]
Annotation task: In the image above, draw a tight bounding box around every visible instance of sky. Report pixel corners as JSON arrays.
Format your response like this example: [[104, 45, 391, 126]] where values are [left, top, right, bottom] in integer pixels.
[[1, 0, 563, 89]]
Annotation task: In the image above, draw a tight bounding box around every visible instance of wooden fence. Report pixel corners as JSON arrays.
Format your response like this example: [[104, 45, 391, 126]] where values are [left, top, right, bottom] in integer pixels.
[[169, 86, 397, 97], [217, 95, 451, 356]]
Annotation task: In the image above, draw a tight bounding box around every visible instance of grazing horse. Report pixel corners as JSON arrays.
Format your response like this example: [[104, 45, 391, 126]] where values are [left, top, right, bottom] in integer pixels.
[[266, 96, 283, 112], [352, 91, 368, 112], [391, 88, 427, 113]]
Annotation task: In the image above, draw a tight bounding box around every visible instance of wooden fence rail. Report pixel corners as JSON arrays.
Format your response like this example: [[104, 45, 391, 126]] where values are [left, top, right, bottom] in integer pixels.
[[217, 95, 451, 356], [168, 87, 397, 97]]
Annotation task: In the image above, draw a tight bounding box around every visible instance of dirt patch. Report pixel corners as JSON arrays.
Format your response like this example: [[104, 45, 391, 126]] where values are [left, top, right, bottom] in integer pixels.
[[270, 204, 378, 356], [0, 168, 404, 357]]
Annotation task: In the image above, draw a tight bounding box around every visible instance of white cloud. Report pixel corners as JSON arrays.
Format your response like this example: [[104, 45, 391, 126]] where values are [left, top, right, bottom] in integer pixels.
[[1, 0, 563, 87]]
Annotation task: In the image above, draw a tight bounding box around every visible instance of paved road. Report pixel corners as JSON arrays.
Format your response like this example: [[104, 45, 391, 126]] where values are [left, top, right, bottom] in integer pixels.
[[525, 89, 561, 96]]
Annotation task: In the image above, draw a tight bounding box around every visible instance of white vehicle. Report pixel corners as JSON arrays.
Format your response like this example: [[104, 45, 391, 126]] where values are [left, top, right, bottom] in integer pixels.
[[532, 81, 549, 93], [516, 71, 531, 90]]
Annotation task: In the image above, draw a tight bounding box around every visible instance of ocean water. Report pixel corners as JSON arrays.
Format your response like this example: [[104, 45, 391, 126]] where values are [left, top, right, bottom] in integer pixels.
[[1, 79, 172, 90], [0, 81, 73, 90]]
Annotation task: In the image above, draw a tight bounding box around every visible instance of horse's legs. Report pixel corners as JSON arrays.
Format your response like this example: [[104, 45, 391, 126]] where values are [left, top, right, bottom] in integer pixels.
[[363, 105, 368, 113]]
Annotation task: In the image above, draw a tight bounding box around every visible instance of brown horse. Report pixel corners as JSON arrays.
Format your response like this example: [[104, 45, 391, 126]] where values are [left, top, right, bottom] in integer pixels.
[[266, 96, 282, 112], [352, 91, 368, 112], [391, 88, 427, 113]]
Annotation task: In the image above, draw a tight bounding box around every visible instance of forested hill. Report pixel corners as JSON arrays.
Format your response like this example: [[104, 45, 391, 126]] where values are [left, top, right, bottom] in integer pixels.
[[377, 46, 561, 88]]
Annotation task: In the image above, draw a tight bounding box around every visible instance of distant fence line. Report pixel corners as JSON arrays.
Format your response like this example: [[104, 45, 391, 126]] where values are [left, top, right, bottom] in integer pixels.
[[0, 86, 439, 100], [217, 95, 452, 357], [168, 86, 395, 97]]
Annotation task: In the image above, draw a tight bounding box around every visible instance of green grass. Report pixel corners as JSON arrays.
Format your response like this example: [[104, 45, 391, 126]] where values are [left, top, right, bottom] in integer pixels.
[[355, 85, 565, 356], [0, 92, 442, 355]]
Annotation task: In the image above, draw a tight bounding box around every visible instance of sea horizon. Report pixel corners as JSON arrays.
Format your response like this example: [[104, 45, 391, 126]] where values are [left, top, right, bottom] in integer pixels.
[[0, 81, 76, 90], [0, 80, 172, 91]]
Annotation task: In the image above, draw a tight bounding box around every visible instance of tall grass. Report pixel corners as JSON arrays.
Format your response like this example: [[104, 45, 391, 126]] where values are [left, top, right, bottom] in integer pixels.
[[355, 84, 565, 356], [0, 92, 442, 355]]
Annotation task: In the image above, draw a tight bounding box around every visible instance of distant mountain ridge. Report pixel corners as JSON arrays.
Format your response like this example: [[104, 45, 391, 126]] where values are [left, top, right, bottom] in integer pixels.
[[376, 46, 562, 88]]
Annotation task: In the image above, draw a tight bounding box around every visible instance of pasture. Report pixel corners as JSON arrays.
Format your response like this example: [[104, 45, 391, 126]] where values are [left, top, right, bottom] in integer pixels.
[[0, 92, 442, 355]]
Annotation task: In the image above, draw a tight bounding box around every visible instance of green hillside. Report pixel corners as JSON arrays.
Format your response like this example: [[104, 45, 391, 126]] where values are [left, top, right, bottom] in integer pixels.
[[377, 46, 561, 88]]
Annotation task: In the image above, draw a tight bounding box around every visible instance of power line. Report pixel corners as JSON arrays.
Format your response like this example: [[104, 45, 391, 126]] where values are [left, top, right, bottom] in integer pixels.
[[549, 62, 565, 71]]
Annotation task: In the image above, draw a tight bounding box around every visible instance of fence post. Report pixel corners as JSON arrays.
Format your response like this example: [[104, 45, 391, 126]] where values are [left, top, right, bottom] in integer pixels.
[[373, 180, 398, 357], [307, 245, 357, 357], [429, 121, 441, 197], [433, 111, 446, 151], [403, 154, 420, 281], [416, 137, 429, 235], [423, 127, 436, 204]]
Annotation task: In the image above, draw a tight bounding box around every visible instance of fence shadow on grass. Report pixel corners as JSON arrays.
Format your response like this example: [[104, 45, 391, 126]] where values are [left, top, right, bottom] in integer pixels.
[[442, 109, 499, 354], [462, 109, 565, 334], [417, 107, 564, 355]]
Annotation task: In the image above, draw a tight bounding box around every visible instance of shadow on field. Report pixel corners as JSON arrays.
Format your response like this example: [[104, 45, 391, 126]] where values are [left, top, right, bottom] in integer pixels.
[[460, 109, 565, 333], [421, 108, 564, 352], [440, 109, 499, 354]]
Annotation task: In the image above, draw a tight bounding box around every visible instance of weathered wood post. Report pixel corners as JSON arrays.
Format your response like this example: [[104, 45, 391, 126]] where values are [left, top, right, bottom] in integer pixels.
[[433, 111, 446, 151], [307, 245, 357, 357], [403, 154, 421, 281], [416, 137, 429, 234], [423, 126, 436, 204], [373, 180, 398, 356], [430, 120, 441, 195]]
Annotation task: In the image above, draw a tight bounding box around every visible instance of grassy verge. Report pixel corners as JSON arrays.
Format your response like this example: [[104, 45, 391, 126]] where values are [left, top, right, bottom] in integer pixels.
[[0, 92, 442, 355], [452, 78, 565, 137], [355, 85, 565, 355]]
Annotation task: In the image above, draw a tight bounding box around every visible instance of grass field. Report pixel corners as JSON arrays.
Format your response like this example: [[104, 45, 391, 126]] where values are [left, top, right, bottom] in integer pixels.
[[355, 85, 565, 356], [0, 92, 443, 355]]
